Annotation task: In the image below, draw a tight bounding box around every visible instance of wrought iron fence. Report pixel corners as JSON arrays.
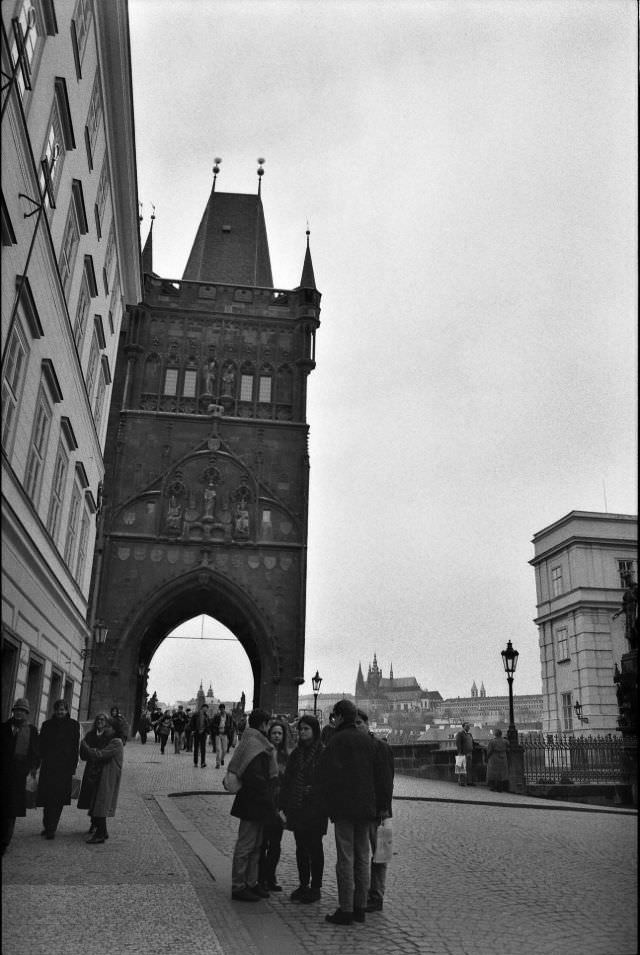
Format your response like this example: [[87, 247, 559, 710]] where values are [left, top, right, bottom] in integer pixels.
[[522, 734, 628, 784]]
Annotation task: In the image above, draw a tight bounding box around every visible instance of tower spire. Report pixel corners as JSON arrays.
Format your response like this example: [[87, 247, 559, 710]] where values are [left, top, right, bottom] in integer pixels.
[[257, 157, 265, 197], [299, 226, 316, 289], [141, 205, 155, 276], [212, 157, 222, 192]]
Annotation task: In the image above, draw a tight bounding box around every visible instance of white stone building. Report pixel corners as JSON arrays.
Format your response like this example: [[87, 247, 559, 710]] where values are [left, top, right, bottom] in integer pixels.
[[1, 0, 140, 723], [530, 511, 637, 736]]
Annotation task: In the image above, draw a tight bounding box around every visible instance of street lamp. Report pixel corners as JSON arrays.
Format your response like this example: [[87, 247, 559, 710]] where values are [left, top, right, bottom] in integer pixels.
[[82, 623, 109, 718], [574, 700, 589, 725], [311, 670, 322, 717], [501, 640, 519, 745]]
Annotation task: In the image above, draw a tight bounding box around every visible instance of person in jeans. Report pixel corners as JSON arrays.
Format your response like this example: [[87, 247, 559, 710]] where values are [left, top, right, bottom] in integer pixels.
[[280, 715, 327, 904], [355, 709, 394, 913], [317, 699, 392, 926], [455, 720, 474, 786], [191, 704, 210, 767], [211, 703, 233, 768], [228, 709, 278, 902], [172, 706, 187, 754]]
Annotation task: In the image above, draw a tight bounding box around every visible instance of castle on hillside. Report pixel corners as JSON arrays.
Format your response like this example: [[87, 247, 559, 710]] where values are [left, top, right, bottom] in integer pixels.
[[354, 655, 442, 710]]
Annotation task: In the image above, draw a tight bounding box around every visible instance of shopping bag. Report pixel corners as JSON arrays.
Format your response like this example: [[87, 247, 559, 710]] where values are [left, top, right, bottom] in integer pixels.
[[222, 770, 242, 794], [70, 776, 82, 799], [25, 772, 38, 809], [373, 819, 393, 864], [454, 755, 467, 774]]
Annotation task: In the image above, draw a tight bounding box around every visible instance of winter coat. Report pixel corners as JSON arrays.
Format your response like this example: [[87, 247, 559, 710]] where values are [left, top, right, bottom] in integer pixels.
[[455, 728, 474, 755], [230, 750, 278, 823], [280, 739, 327, 833], [77, 730, 123, 817], [211, 711, 233, 739], [36, 715, 80, 807], [317, 722, 393, 823], [156, 715, 172, 738], [108, 713, 129, 744], [486, 736, 510, 784], [0, 720, 40, 819]]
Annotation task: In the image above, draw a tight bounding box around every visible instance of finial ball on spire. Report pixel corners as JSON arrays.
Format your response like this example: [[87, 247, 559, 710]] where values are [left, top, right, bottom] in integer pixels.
[[257, 157, 265, 176]]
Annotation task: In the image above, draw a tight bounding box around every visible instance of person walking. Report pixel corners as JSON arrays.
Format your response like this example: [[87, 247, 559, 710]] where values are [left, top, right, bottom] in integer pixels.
[[184, 709, 193, 752], [77, 713, 123, 844], [355, 709, 394, 913], [228, 708, 279, 902], [280, 714, 328, 904], [191, 703, 210, 767], [108, 706, 129, 745], [0, 698, 40, 855], [258, 719, 289, 892], [138, 709, 152, 745], [486, 728, 510, 792], [156, 710, 172, 755], [455, 720, 474, 786], [211, 703, 233, 768], [317, 699, 393, 926], [172, 705, 187, 754], [36, 700, 80, 839]]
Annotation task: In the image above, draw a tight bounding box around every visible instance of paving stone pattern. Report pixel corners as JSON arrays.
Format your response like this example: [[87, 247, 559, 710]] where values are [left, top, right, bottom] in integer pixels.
[[1, 737, 637, 955]]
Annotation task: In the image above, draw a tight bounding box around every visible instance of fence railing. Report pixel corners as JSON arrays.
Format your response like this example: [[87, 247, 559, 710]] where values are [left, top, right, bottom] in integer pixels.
[[522, 734, 629, 784]]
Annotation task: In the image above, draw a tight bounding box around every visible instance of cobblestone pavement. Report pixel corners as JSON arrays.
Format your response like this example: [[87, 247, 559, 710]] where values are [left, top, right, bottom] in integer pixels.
[[2, 737, 637, 955]]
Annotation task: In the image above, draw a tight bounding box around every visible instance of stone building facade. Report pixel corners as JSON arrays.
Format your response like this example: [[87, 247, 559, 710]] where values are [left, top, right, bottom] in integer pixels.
[[530, 510, 637, 735], [1, 0, 140, 722]]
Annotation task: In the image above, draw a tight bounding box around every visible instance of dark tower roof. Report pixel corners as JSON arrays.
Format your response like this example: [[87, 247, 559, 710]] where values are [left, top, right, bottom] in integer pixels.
[[298, 230, 316, 289], [355, 662, 366, 697], [141, 218, 154, 275], [182, 190, 273, 288]]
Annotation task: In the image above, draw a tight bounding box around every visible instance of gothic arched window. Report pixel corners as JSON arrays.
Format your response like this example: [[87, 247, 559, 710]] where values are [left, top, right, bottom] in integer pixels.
[[258, 363, 273, 404], [142, 354, 160, 393], [240, 361, 254, 402]]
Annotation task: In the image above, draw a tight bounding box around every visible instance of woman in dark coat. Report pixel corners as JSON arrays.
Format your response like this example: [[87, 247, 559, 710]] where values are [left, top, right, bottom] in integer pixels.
[[258, 719, 290, 892], [36, 700, 80, 839], [77, 713, 124, 844], [280, 715, 328, 903], [486, 728, 510, 792], [0, 698, 40, 855]]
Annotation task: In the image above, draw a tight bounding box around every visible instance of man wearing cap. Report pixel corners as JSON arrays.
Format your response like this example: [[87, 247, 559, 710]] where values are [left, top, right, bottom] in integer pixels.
[[1, 698, 40, 854]]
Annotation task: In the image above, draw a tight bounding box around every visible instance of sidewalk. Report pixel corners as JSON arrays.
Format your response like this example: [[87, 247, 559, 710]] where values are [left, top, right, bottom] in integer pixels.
[[2, 738, 636, 955]]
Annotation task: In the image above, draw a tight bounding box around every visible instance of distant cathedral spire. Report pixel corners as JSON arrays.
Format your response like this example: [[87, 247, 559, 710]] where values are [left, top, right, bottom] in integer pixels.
[[141, 205, 155, 276], [355, 662, 366, 698], [298, 227, 316, 289]]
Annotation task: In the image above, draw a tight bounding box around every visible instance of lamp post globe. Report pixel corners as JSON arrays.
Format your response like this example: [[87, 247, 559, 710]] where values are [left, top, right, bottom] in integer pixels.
[[311, 670, 322, 717], [501, 640, 519, 745]]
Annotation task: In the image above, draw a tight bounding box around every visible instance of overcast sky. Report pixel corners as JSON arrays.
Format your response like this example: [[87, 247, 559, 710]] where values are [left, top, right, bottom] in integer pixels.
[[128, 0, 637, 709]]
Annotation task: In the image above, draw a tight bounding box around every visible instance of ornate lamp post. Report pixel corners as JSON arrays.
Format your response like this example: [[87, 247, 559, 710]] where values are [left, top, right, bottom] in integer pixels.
[[501, 640, 519, 745], [311, 670, 322, 717], [81, 622, 109, 718]]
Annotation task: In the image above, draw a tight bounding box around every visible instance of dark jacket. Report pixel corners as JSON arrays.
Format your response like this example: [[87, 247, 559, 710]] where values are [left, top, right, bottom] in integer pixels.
[[36, 715, 80, 807], [1, 720, 40, 818], [172, 711, 187, 733], [211, 711, 233, 739], [317, 722, 392, 823], [230, 751, 277, 823], [455, 728, 473, 755], [373, 735, 395, 817], [280, 739, 327, 833]]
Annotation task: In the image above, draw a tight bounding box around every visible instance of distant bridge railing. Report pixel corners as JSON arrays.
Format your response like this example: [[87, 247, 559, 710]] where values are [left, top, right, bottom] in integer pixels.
[[522, 734, 629, 785]]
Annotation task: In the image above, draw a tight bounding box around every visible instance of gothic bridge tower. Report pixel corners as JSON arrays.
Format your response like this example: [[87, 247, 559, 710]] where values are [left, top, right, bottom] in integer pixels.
[[83, 166, 320, 719]]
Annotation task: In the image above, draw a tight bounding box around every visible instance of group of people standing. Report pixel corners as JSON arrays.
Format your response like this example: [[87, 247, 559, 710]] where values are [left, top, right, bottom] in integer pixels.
[[152, 702, 236, 768], [1, 697, 126, 854], [455, 720, 510, 791], [227, 698, 395, 927]]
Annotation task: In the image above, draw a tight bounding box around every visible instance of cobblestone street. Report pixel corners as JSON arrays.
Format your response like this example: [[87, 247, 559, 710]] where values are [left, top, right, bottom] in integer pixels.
[[2, 739, 637, 955]]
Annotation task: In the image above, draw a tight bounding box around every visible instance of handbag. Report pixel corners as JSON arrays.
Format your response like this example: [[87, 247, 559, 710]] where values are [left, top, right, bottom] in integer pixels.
[[71, 776, 82, 799], [373, 819, 393, 864], [454, 755, 467, 774], [25, 772, 38, 809], [223, 769, 242, 794]]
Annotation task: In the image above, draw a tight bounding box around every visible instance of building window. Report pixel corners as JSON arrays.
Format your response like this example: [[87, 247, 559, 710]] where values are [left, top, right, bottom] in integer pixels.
[[183, 369, 197, 398], [85, 331, 100, 400], [2, 195, 17, 247], [1, 320, 29, 451], [618, 560, 635, 587], [71, 180, 88, 234], [76, 506, 90, 583], [59, 203, 80, 297], [74, 275, 91, 348], [39, 107, 64, 208], [73, 0, 92, 61], [9, 0, 40, 98], [93, 366, 107, 432], [556, 627, 569, 662], [64, 481, 82, 566], [84, 125, 93, 171], [87, 71, 103, 153], [93, 203, 101, 239], [104, 225, 115, 279], [96, 158, 110, 225], [258, 375, 272, 404], [561, 692, 573, 732], [163, 368, 178, 396], [24, 388, 52, 505], [551, 565, 563, 597], [240, 374, 253, 402], [47, 441, 69, 542]]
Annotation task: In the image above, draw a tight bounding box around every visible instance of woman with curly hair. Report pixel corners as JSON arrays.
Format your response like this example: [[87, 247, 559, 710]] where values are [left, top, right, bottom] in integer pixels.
[[77, 713, 123, 844], [280, 715, 327, 903]]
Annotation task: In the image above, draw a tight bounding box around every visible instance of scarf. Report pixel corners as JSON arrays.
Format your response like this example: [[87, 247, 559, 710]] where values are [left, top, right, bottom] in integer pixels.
[[13, 722, 31, 758], [227, 727, 278, 779], [287, 739, 323, 809]]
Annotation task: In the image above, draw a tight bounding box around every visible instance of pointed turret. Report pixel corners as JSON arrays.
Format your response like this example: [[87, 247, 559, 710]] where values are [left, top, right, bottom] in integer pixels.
[[182, 181, 273, 287], [355, 662, 366, 698], [480, 682, 486, 698], [141, 211, 155, 275], [298, 228, 316, 289], [471, 680, 478, 698], [389, 662, 394, 681]]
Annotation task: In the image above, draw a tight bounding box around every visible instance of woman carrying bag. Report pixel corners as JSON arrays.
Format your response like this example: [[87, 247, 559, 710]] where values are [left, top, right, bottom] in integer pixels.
[[77, 713, 123, 844]]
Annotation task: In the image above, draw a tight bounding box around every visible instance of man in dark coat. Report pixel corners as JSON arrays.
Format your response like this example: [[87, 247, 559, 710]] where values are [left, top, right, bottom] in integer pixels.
[[36, 699, 80, 838], [227, 708, 278, 902], [1, 698, 40, 854], [355, 709, 395, 912], [317, 699, 393, 926], [455, 720, 474, 786]]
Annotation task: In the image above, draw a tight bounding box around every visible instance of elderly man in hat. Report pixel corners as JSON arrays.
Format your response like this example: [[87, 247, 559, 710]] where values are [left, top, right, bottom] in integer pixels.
[[1, 698, 40, 854]]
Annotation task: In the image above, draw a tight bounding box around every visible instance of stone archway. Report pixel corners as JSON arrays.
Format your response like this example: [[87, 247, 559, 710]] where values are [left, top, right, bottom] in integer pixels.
[[82, 566, 285, 723]]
